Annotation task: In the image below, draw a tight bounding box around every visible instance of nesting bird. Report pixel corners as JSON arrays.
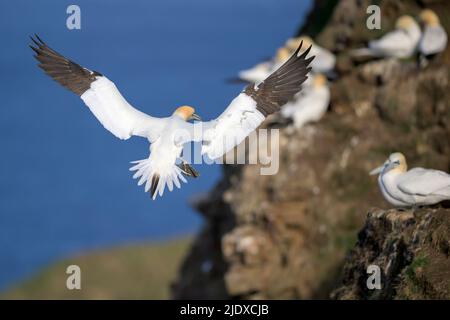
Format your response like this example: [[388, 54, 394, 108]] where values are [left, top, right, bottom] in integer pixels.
[[238, 35, 335, 83], [30, 35, 314, 199], [281, 73, 330, 129], [286, 36, 336, 75], [352, 15, 422, 58], [238, 47, 291, 83], [370, 152, 450, 207], [418, 9, 448, 62]]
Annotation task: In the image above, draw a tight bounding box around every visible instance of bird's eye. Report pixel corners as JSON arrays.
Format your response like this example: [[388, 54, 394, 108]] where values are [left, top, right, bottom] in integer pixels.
[[394, 160, 400, 165]]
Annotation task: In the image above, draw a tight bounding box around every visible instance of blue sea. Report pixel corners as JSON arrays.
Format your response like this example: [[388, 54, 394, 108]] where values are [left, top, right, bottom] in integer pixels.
[[0, 0, 311, 291]]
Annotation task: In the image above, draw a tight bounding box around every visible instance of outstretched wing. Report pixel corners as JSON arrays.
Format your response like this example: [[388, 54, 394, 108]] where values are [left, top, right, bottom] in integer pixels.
[[201, 42, 314, 159], [30, 35, 165, 141]]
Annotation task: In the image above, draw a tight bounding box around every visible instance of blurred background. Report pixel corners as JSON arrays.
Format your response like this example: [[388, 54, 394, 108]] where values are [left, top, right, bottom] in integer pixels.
[[2, 0, 450, 300], [0, 0, 312, 298]]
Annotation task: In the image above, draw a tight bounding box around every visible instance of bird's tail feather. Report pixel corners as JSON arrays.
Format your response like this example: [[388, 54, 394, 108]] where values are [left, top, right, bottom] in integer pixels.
[[129, 158, 187, 200]]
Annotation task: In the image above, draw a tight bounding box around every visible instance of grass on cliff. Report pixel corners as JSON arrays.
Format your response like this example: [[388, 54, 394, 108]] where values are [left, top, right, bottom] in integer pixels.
[[1, 237, 191, 299]]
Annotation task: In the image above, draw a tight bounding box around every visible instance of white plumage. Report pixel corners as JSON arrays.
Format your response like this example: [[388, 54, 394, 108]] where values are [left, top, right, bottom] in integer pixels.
[[420, 26, 447, 56], [281, 74, 330, 129], [238, 61, 273, 84], [129, 124, 187, 198], [79, 76, 185, 199], [31, 35, 313, 199], [80, 76, 166, 141], [352, 15, 422, 58], [286, 36, 335, 75], [238, 35, 335, 84], [370, 152, 450, 207], [201, 93, 265, 159], [418, 9, 447, 57], [238, 47, 291, 83]]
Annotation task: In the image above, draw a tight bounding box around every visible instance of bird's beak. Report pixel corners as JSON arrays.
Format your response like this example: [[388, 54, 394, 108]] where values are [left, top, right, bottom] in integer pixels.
[[369, 165, 384, 176], [370, 160, 389, 176], [190, 113, 202, 121]]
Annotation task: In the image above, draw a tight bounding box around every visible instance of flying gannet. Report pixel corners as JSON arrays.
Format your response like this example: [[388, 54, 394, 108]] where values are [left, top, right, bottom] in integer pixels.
[[30, 35, 313, 199], [370, 152, 450, 207], [238, 47, 291, 83], [281, 73, 330, 129], [418, 9, 448, 62], [285, 36, 335, 75], [352, 15, 421, 59]]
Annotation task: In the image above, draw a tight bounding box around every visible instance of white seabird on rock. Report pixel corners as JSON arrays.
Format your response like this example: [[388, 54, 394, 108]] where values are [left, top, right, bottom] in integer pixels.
[[418, 9, 448, 60], [352, 15, 421, 59], [238, 47, 291, 83], [286, 36, 336, 75], [281, 73, 330, 129], [370, 152, 450, 207]]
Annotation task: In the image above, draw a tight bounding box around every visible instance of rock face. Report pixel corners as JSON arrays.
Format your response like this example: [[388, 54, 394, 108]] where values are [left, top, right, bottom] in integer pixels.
[[333, 207, 450, 300], [171, 0, 450, 299]]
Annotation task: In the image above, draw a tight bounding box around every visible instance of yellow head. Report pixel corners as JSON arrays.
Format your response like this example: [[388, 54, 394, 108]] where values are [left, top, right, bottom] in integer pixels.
[[388, 152, 408, 173], [173, 105, 200, 121], [370, 152, 407, 176], [313, 74, 327, 88], [419, 9, 440, 27], [395, 15, 417, 30], [286, 36, 313, 51], [275, 47, 291, 63]]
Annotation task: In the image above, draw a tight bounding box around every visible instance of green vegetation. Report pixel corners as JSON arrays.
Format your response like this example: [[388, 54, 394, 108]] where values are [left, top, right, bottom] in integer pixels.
[[1, 237, 191, 300], [405, 254, 429, 282], [401, 254, 430, 297]]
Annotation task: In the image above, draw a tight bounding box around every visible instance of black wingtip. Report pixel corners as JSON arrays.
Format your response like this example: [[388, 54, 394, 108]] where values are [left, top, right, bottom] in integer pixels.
[[34, 34, 45, 45], [29, 34, 46, 51], [280, 43, 314, 73], [305, 55, 315, 65], [299, 45, 313, 60], [29, 44, 39, 54], [294, 40, 304, 56], [30, 36, 41, 48], [150, 175, 160, 198]]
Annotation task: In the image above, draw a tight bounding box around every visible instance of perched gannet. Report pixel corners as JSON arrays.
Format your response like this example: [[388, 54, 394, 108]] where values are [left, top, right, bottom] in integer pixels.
[[31, 35, 313, 199], [352, 15, 421, 58], [281, 74, 330, 129], [286, 36, 335, 74], [418, 9, 448, 60], [370, 152, 450, 207], [238, 47, 291, 83]]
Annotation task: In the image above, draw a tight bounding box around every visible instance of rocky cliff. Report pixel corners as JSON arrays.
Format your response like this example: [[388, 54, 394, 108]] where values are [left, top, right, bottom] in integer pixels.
[[332, 207, 450, 299], [171, 0, 450, 299]]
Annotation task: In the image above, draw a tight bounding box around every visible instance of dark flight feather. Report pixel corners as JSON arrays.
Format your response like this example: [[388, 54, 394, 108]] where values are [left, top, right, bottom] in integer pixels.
[[30, 34, 102, 96], [150, 175, 160, 199], [244, 41, 314, 117]]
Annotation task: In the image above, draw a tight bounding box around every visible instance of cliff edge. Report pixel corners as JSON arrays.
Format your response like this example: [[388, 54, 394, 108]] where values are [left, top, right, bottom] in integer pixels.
[[333, 207, 450, 299], [172, 0, 450, 299]]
